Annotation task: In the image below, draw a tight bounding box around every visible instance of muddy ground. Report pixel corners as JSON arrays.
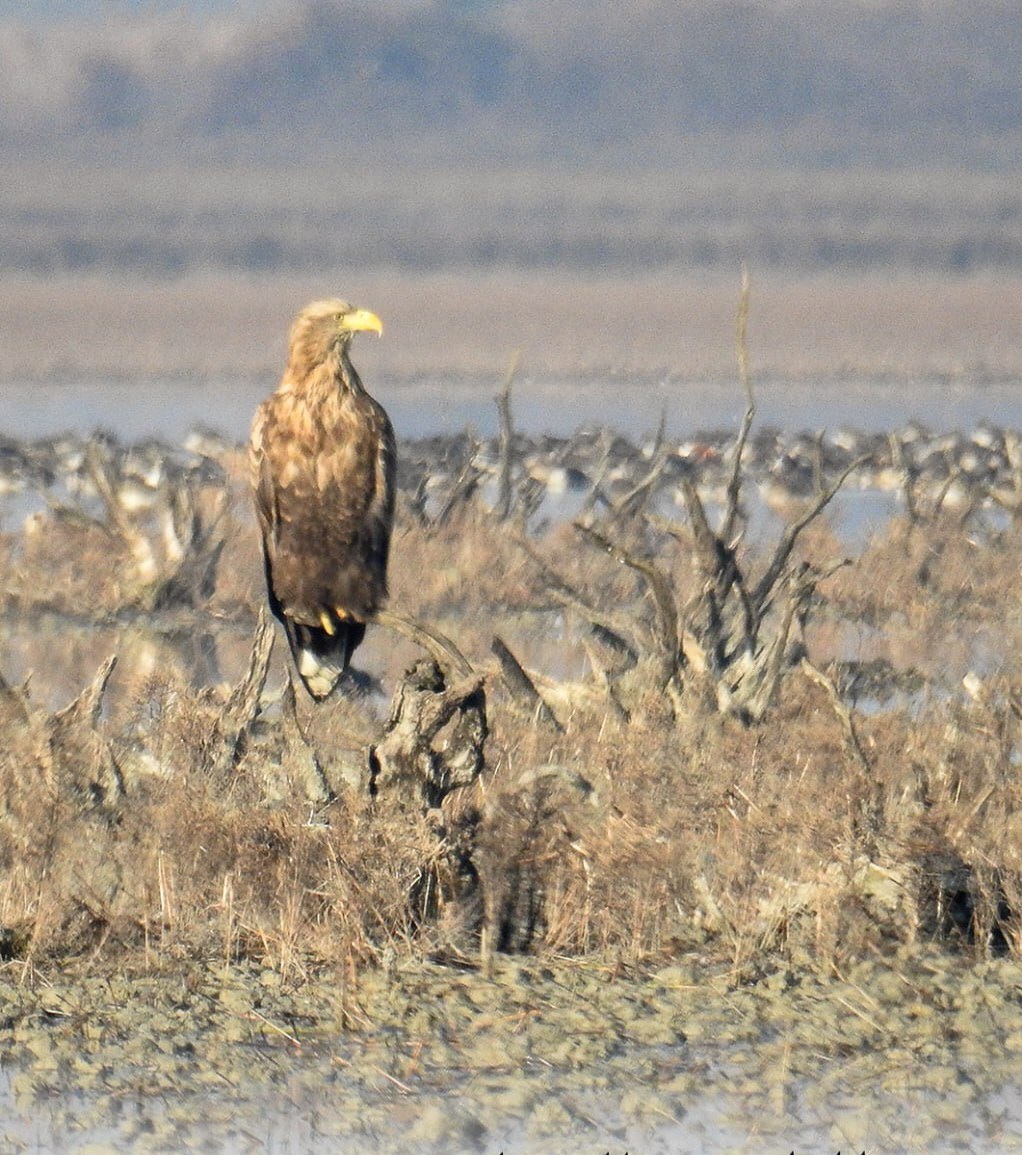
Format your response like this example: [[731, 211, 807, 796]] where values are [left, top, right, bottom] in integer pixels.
[[5, 946, 1022, 1153]]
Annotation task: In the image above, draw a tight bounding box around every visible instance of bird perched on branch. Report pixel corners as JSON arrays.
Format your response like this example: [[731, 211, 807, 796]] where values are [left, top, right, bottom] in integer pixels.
[[250, 298, 395, 699]]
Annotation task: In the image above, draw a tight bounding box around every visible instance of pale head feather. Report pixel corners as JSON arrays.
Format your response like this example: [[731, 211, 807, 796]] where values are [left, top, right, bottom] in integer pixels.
[[285, 298, 383, 388]]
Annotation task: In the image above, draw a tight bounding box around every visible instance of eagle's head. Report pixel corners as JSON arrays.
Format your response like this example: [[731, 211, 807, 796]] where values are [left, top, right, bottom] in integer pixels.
[[287, 298, 384, 379]]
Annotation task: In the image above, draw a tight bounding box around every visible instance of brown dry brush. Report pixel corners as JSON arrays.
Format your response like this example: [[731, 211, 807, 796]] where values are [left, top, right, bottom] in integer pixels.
[[4, 483, 1022, 976], [0, 440, 490, 973], [454, 280, 1022, 967], [1, 435, 244, 622], [81, 439, 229, 611], [0, 617, 487, 975]]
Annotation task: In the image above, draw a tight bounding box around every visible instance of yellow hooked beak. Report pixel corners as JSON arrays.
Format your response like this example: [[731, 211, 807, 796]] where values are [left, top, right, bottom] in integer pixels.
[[339, 308, 384, 337]]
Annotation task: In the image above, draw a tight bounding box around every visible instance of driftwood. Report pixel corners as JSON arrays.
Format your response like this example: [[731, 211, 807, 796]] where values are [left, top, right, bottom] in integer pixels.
[[278, 671, 335, 804], [493, 351, 522, 523], [0, 656, 123, 812], [375, 608, 473, 677], [662, 271, 863, 720], [207, 606, 275, 776], [431, 436, 487, 526], [47, 655, 124, 806], [84, 439, 228, 610], [670, 463, 858, 722], [515, 532, 640, 662], [324, 611, 489, 943], [595, 409, 671, 525], [993, 431, 1022, 524]]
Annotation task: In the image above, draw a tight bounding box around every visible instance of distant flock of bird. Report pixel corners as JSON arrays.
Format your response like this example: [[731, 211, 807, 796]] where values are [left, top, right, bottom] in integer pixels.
[[2, 404, 1020, 538], [1, 405, 1020, 539], [3, 416, 1019, 526]]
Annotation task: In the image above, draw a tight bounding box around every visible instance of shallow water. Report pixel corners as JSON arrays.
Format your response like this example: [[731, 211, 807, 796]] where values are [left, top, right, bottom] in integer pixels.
[[6, 1027, 1022, 1155], [0, 369, 1013, 714], [2, 371, 1021, 444]]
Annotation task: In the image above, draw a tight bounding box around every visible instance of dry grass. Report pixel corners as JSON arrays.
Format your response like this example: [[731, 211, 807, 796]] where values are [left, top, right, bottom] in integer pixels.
[[3, 431, 1022, 988]]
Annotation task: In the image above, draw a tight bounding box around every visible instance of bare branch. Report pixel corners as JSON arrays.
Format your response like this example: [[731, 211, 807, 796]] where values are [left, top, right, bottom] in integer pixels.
[[225, 606, 273, 714], [751, 452, 868, 616], [721, 266, 755, 545], [47, 654, 123, 803], [576, 431, 616, 519], [491, 635, 563, 731], [433, 435, 485, 526], [279, 669, 335, 803], [375, 608, 474, 678], [672, 480, 757, 656], [53, 654, 117, 732], [516, 533, 641, 659], [605, 449, 671, 522], [736, 564, 814, 721], [574, 522, 679, 680], [494, 350, 522, 523], [888, 432, 918, 525], [932, 459, 970, 521], [580, 638, 631, 724]]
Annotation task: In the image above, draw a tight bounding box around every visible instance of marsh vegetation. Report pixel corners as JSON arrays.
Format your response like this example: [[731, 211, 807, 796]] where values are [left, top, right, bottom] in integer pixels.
[[5, 329, 1022, 1149], [3, 336, 1022, 979]]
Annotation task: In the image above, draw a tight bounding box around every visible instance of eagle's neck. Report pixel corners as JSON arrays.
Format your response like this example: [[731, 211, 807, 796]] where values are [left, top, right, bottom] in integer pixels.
[[335, 345, 365, 396], [282, 341, 365, 400]]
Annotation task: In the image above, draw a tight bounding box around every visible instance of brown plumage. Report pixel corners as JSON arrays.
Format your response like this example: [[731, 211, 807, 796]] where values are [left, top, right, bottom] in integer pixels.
[[250, 298, 396, 699]]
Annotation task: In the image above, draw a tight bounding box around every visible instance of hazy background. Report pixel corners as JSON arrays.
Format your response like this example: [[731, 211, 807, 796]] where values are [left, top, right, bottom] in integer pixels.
[[3, 0, 1022, 397], [7, 0, 1022, 172]]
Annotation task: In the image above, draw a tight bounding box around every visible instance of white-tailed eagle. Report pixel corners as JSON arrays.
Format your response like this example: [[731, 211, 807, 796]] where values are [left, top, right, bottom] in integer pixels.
[[250, 299, 395, 699]]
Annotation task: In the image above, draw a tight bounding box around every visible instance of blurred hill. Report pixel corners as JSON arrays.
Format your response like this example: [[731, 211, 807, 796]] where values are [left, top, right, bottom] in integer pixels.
[[3, 0, 1021, 276], [4, 0, 1021, 163]]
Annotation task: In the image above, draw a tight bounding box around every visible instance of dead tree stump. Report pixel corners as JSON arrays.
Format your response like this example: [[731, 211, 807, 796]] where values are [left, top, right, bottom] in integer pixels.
[[368, 658, 486, 809], [367, 658, 487, 942]]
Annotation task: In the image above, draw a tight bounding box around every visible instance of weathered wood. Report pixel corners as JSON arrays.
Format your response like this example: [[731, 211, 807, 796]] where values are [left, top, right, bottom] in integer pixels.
[[367, 657, 488, 946], [279, 669, 335, 804], [213, 606, 274, 772], [47, 655, 123, 805], [493, 350, 522, 522], [368, 658, 486, 810], [375, 608, 473, 677], [537, 272, 866, 725]]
